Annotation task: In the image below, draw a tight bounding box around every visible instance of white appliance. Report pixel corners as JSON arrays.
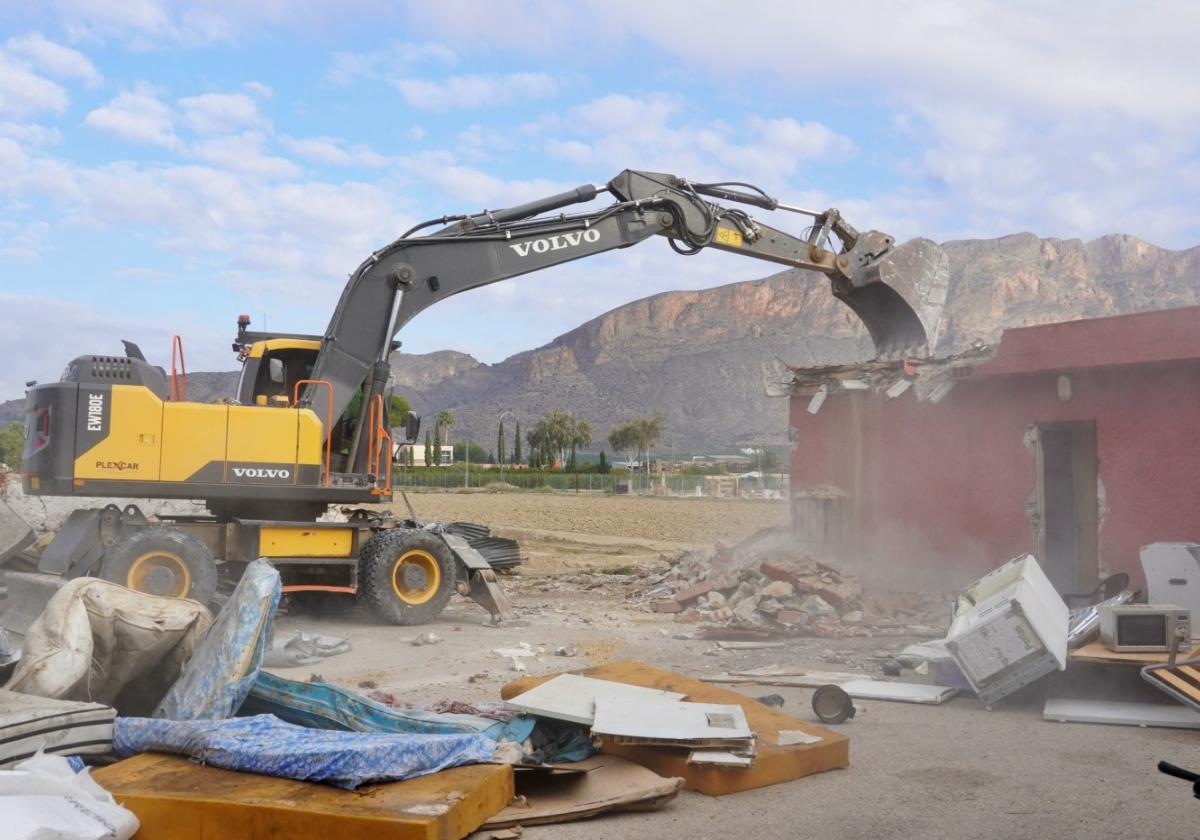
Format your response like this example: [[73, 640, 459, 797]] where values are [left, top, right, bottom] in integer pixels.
[[945, 554, 1069, 707], [1099, 603, 1191, 652], [1141, 543, 1200, 637]]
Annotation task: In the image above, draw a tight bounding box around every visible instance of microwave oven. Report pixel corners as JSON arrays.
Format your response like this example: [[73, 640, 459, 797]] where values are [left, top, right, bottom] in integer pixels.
[[1098, 604, 1190, 652]]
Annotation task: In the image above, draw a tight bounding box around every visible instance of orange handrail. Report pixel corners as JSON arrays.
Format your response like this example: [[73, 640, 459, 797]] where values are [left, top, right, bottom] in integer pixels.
[[292, 379, 333, 486], [170, 335, 187, 401], [367, 394, 393, 495]]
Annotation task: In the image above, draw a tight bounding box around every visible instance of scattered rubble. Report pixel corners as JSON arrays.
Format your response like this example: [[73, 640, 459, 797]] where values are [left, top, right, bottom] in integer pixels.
[[639, 527, 947, 640]]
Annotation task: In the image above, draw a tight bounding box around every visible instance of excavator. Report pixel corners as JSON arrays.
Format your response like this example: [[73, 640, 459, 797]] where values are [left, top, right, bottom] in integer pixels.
[[0, 169, 934, 629]]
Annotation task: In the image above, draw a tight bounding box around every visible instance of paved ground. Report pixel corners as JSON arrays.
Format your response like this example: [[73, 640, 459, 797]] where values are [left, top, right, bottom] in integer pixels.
[[268, 503, 1200, 840]]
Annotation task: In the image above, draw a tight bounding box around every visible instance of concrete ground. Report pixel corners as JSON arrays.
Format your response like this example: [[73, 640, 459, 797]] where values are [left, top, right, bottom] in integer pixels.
[[272, 569, 1200, 840]]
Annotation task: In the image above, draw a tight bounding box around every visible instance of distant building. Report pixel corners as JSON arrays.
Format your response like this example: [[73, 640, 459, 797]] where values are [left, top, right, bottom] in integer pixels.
[[787, 306, 1200, 593], [395, 443, 454, 467]]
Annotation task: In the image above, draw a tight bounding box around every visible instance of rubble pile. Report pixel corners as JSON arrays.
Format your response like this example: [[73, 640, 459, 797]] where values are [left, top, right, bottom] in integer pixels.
[[640, 527, 946, 638]]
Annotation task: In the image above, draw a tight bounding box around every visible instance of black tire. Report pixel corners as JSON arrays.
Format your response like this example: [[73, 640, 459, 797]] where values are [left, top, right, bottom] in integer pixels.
[[99, 526, 218, 605], [359, 529, 456, 625]]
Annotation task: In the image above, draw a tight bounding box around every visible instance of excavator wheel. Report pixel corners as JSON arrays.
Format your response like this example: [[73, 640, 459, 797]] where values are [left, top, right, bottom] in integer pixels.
[[358, 529, 456, 626], [99, 526, 217, 605]]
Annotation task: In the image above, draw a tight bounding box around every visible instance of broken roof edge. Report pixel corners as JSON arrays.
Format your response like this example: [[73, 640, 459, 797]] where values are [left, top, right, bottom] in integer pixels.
[[785, 345, 994, 398], [786, 304, 1200, 398]]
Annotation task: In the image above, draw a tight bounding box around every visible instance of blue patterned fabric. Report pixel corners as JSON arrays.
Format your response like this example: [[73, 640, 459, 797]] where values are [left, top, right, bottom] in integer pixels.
[[242, 671, 537, 744], [113, 714, 496, 789], [153, 559, 281, 721]]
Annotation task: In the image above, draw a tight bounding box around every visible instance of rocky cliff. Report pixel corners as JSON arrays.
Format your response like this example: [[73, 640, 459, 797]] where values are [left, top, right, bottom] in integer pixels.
[[3, 233, 1197, 452]]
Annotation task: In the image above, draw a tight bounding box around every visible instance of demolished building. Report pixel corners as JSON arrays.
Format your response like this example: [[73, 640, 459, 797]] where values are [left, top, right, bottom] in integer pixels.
[[787, 305, 1200, 593]]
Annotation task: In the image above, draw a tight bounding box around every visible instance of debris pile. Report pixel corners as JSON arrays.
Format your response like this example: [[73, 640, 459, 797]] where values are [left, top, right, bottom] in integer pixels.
[[642, 527, 945, 638]]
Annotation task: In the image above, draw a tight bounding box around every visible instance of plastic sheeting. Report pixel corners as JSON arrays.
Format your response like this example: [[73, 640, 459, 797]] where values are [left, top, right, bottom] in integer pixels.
[[113, 714, 496, 789], [154, 558, 280, 721], [0, 752, 139, 840], [5, 577, 212, 715]]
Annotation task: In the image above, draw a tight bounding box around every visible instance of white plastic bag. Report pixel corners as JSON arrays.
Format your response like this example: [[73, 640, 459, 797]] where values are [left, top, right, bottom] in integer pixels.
[[0, 752, 139, 840]]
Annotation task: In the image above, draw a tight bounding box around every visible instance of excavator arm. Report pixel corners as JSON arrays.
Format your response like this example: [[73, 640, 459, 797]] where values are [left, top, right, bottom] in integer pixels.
[[306, 169, 929, 471]]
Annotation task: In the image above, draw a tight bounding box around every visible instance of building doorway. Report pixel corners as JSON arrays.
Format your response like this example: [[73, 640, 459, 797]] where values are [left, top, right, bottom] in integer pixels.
[[1033, 421, 1099, 594]]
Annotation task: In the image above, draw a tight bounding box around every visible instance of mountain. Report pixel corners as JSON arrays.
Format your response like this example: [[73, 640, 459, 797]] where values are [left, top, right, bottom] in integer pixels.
[[392, 233, 1200, 452], [4, 233, 1198, 452]]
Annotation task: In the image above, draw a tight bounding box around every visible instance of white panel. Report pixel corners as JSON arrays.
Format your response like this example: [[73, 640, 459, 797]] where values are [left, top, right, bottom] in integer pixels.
[[1043, 698, 1200, 730], [841, 680, 958, 705], [505, 674, 686, 726], [592, 698, 751, 744]]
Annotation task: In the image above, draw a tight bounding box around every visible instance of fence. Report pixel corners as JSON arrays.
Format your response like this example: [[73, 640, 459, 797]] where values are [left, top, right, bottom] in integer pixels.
[[391, 469, 789, 497]]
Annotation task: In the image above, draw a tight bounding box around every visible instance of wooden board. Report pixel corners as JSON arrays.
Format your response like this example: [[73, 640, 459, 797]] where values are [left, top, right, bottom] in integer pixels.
[[1070, 640, 1200, 665], [93, 753, 513, 840], [501, 660, 848, 795]]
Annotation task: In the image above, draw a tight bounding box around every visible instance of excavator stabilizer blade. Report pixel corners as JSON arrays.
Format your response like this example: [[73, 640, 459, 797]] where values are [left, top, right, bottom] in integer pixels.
[[1, 571, 65, 636], [0, 498, 34, 568], [834, 239, 949, 358]]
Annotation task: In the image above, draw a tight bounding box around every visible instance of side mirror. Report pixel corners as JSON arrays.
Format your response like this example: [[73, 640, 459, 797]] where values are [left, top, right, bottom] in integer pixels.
[[404, 411, 421, 444], [268, 357, 285, 383]]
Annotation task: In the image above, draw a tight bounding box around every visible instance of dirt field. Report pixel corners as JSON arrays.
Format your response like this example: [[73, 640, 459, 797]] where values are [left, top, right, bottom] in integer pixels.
[[398, 491, 787, 544], [393, 491, 788, 573]]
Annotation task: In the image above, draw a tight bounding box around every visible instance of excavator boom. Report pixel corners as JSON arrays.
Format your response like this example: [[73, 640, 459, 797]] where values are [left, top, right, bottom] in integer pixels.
[[308, 169, 932, 472]]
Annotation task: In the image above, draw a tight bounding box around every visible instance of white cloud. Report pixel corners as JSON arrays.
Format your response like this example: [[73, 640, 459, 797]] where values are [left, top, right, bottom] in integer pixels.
[[393, 72, 559, 111], [534, 95, 852, 186], [178, 91, 265, 134], [0, 121, 61, 147], [0, 53, 68, 119], [279, 135, 388, 167], [53, 0, 408, 47], [189, 132, 299, 180], [83, 84, 177, 148], [413, 1, 1200, 127], [0, 291, 230, 396], [5, 32, 102, 87], [242, 81, 272, 99], [324, 41, 457, 85]]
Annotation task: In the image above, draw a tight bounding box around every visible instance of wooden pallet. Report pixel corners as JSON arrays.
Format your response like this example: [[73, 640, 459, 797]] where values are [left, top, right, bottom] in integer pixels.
[[93, 753, 513, 840]]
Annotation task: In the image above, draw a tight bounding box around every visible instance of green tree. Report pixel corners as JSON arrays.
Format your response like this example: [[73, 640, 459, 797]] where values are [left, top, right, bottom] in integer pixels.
[[497, 419, 506, 466], [607, 415, 663, 469], [570, 418, 592, 470], [424, 430, 432, 467], [0, 421, 24, 469], [436, 409, 454, 439], [597, 450, 610, 474], [431, 421, 441, 466], [453, 442, 488, 463], [512, 421, 522, 465], [526, 411, 591, 469], [387, 394, 412, 428]]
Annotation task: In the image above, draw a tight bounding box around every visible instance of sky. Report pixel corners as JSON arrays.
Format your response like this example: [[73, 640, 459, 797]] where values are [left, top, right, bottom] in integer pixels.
[[0, 1, 1197, 397]]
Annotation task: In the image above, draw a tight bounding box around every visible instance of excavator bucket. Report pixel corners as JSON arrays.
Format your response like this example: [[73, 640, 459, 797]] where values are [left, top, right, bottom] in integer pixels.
[[834, 239, 949, 358]]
